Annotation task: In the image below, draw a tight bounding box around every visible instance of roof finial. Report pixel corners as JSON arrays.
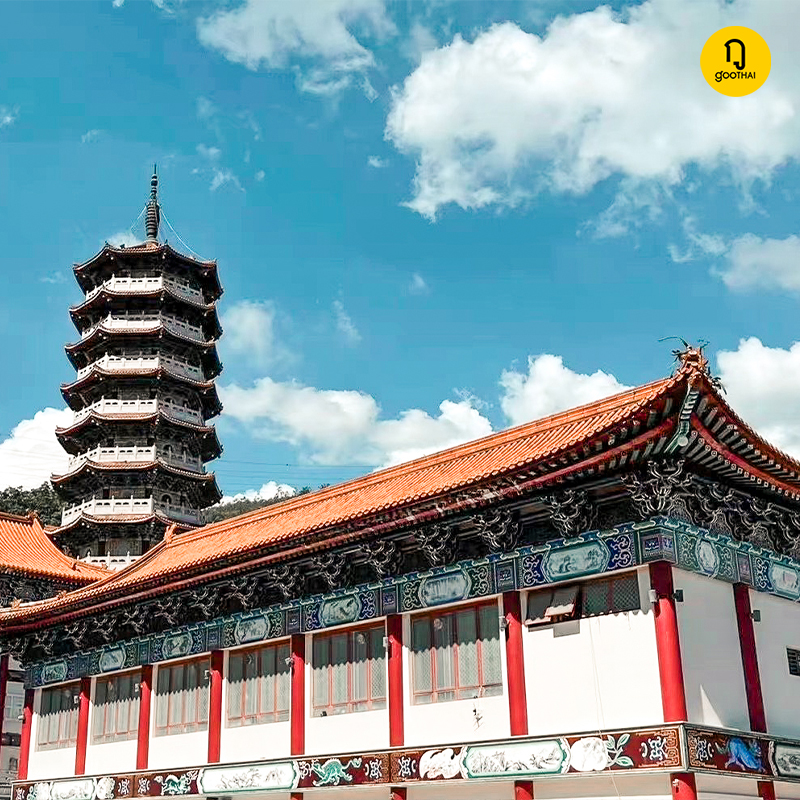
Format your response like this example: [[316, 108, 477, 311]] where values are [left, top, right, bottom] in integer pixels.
[[145, 164, 160, 241]]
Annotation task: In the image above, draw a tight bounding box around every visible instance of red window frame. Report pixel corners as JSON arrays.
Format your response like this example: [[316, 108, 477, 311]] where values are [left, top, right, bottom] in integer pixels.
[[154, 657, 210, 737], [312, 623, 387, 717], [226, 641, 291, 727], [91, 670, 141, 744], [37, 683, 80, 750], [410, 601, 503, 705]]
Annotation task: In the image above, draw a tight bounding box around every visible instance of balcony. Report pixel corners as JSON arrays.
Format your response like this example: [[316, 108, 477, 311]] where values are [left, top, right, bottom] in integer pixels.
[[75, 355, 205, 382], [65, 445, 203, 473], [80, 553, 139, 571], [85, 275, 204, 304], [81, 314, 207, 344], [61, 496, 204, 526], [69, 397, 204, 426]]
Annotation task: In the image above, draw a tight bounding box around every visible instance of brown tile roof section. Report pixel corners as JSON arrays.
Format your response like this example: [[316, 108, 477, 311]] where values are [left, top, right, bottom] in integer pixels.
[[0, 512, 108, 583], [0, 374, 681, 626]]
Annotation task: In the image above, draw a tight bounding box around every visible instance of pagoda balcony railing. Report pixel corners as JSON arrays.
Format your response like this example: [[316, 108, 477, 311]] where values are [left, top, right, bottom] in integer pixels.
[[76, 355, 205, 382], [81, 314, 207, 344], [62, 497, 204, 526], [80, 553, 140, 571], [70, 397, 204, 425], [66, 445, 203, 473], [85, 275, 204, 304], [161, 400, 204, 424], [157, 448, 203, 472]]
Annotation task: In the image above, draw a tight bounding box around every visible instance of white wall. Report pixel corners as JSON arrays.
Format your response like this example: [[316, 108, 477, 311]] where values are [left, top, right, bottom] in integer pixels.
[[407, 782, 513, 800], [534, 773, 671, 800], [26, 689, 77, 781], [750, 589, 800, 738], [696, 773, 761, 800], [146, 728, 208, 770], [403, 597, 510, 748], [522, 568, 663, 735], [675, 569, 749, 730]]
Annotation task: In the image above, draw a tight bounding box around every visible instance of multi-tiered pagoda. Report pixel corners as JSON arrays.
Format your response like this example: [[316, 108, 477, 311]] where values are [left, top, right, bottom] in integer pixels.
[[50, 170, 223, 561]]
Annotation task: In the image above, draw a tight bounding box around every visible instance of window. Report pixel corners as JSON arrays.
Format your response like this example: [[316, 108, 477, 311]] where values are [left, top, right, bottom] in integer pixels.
[[154, 659, 209, 736], [411, 603, 502, 705], [37, 683, 80, 750], [788, 648, 800, 676], [8, 758, 18, 774], [227, 643, 290, 727], [92, 672, 140, 744], [312, 625, 386, 716], [526, 572, 640, 627], [4, 692, 23, 721]]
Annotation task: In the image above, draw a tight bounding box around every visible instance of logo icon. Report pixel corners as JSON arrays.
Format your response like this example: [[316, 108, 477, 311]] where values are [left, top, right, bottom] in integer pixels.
[[700, 26, 770, 96]]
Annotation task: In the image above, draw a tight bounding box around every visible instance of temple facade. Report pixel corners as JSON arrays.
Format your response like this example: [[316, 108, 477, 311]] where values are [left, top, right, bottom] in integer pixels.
[[3, 350, 800, 800], [50, 171, 223, 561]]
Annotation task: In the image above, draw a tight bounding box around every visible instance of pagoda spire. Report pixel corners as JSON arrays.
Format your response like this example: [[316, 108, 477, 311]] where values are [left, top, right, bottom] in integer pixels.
[[145, 164, 160, 241]]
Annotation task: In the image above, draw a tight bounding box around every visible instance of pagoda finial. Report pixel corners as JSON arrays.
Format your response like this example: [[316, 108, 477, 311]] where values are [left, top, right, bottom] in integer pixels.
[[145, 164, 160, 241]]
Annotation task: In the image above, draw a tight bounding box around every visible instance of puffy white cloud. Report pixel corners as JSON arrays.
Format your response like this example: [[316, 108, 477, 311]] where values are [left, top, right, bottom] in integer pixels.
[[499, 354, 629, 426], [107, 230, 141, 247], [367, 155, 388, 168], [222, 300, 290, 368], [332, 300, 361, 344], [0, 106, 19, 128], [255, 169, 266, 181], [210, 169, 244, 192], [219, 480, 295, 505], [715, 234, 800, 292], [220, 378, 491, 467], [0, 408, 72, 490], [196, 0, 394, 95], [386, 0, 800, 218], [409, 272, 429, 294], [197, 143, 221, 160], [717, 338, 800, 458]]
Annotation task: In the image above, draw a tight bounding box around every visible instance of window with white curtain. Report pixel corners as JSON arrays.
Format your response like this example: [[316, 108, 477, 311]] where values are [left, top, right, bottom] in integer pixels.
[[91, 671, 140, 744], [37, 683, 80, 750], [227, 642, 291, 727], [154, 658, 210, 736], [411, 603, 502, 705], [312, 625, 386, 717]]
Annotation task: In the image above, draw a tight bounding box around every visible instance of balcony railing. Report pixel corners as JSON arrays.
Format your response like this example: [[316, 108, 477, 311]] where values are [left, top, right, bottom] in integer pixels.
[[84, 275, 204, 304], [65, 444, 203, 474], [75, 355, 205, 382], [81, 314, 207, 343], [80, 553, 139, 571], [61, 497, 204, 526], [69, 397, 204, 425]]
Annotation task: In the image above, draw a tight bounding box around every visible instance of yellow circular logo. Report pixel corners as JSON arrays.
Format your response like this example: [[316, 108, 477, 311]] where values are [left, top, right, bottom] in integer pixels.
[[700, 26, 770, 96]]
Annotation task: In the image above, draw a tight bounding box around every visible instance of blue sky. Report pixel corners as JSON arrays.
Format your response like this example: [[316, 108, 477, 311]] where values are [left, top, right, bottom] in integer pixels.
[[2, 0, 800, 499]]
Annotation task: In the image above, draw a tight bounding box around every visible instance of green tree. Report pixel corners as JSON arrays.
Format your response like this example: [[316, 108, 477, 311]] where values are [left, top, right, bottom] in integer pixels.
[[0, 482, 63, 526]]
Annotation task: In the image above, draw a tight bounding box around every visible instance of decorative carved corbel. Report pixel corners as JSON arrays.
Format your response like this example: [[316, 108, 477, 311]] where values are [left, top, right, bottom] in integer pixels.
[[623, 458, 693, 520], [227, 574, 263, 610], [542, 489, 596, 538], [312, 552, 352, 592], [362, 539, 402, 579], [62, 619, 89, 652], [264, 564, 304, 603], [473, 507, 520, 552], [151, 594, 184, 628], [415, 522, 458, 567]]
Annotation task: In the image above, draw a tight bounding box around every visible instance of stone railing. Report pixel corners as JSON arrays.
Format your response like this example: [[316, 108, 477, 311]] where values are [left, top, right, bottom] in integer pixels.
[[61, 497, 155, 525], [80, 553, 139, 571], [76, 355, 205, 382], [66, 445, 157, 472], [81, 314, 207, 343], [84, 276, 204, 304], [71, 398, 158, 425]]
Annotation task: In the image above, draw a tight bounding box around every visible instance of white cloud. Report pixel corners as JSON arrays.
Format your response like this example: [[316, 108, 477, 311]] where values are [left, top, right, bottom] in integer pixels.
[[112, 0, 124, 7], [409, 272, 428, 294], [220, 379, 492, 467], [255, 169, 266, 181], [715, 234, 800, 292], [210, 169, 244, 192], [222, 300, 289, 368], [0, 107, 18, 129], [40, 272, 67, 285], [367, 155, 388, 168], [219, 480, 295, 505], [499, 354, 629, 426], [400, 21, 437, 64], [362, 76, 378, 102], [333, 300, 361, 344], [197, 96, 217, 120], [386, 1, 800, 219], [717, 338, 800, 458], [107, 230, 141, 247], [0, 408, 72, 490], [197, 143, 222, 160], [239, 109, 262, 141], [196, 0, 394, 95], [81, 129, 103, 144], [668, 214, 729, 264]]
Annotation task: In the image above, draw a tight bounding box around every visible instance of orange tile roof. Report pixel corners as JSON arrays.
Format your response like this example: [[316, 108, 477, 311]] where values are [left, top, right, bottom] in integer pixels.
[[0, 512, 108, 583]]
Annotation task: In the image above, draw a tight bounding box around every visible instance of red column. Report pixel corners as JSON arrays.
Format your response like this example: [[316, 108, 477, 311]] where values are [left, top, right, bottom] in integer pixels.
[[387, 615, 404, 747], [390, 789, 407, 800], [136, 666, 153, 770], [74, 677, 91, 775], [503, 592, 528, 736], [0, 655, 9, 750], [17, 689, 33, 780], [671, 772, 697, 800], [290, 634, 305, 755], [208, 651, 224, 763], [290, 794, 303, 800], [649, 562, 688, 722], [758, 781, 776, 800], [733, 584, 767, 731], [515, 780, 534, 800]]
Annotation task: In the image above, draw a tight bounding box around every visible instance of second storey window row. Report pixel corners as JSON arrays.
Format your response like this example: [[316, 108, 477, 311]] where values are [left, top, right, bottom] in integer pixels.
[[227, 643, 291, 727], [154, 658, 210, 737]]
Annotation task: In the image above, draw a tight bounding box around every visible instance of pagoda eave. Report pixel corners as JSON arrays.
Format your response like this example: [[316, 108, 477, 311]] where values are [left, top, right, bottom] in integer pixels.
[[61, 366, 218, 397], [65, 324, 219, 356], [69, 287, 216, 317]]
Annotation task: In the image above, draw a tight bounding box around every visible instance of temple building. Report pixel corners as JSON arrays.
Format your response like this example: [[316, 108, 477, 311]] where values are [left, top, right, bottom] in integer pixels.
[[50, 170, 223, 562], [4, 348, 800, 800]]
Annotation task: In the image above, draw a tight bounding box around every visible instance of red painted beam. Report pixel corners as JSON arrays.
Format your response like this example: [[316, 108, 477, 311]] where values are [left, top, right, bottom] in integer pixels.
[[758, 781, 776, 800], [503, 592, 528, 736], [17, 689, 33, 780], [671, 772, 697, 800], [515, 780, 534, 800], [136, 666, 153, 770], [74, 677, 91, 775], [0, 655, 9, 753], [733, 583, 767, 731], [290, 634, 305, 756], [387, 615, 404, 747], [390, 788, 407, 800], [649, 562, 688, 722], [208, 651, 224, 763]]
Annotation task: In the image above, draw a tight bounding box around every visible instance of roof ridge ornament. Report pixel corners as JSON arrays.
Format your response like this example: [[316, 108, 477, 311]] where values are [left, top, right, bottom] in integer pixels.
[[145, 164, 160, 241], [660, 337, 724, 391]]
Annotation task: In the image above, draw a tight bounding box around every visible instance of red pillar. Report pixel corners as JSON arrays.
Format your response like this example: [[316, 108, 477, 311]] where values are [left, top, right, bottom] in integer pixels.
[[17, 689, 33, 780], [290, 634, 305, 755], [671, 772, 697, 800], [74, 677, 91, 775], [733, 584, 767, 731], [390, 789, 407, 800], [290, 795, 303, 800], [208, 651, 224, 763], [515, 780, 534, 800], [503, 592, 528, 736], [0, 655, 9, 752], [136, 666, 153, 770], [387, 615, 404, 747], [758, 781, 776, 800], [649, 562, 688, 722]]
